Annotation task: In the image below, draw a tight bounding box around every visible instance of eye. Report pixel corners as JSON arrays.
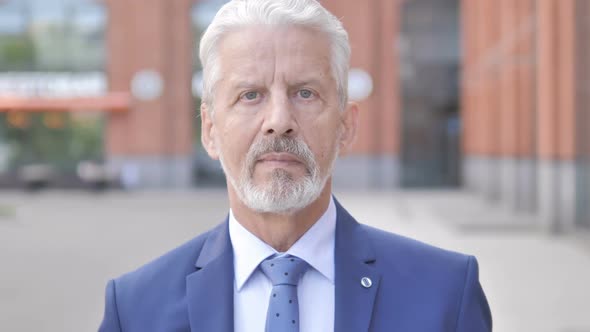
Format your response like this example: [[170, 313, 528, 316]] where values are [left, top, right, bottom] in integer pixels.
[[298, 89, 314, 99], [242, 91, 259, 101]]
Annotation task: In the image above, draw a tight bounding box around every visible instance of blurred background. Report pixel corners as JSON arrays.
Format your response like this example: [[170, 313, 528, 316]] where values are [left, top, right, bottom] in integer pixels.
[[0, 0, 589, 331]]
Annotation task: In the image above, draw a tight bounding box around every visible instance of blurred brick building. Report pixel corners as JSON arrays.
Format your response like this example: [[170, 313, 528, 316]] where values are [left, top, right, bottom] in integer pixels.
[[102, 0, 460, 189], [1, 0, 588, 232], [461, 0, 590, 232], [106, 0, 590, 230], [102, 0, 404, 189]]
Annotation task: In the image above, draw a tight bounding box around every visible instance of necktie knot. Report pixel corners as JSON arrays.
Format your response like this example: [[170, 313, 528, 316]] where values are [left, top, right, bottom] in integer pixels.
[[260, 255, 309, 286]]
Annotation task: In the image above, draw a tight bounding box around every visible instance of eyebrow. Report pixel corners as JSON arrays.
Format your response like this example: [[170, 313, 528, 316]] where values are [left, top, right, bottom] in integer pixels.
[[290, 78, 324, 88], [227, 77, 327, 92], [228, 79, 263, 90]]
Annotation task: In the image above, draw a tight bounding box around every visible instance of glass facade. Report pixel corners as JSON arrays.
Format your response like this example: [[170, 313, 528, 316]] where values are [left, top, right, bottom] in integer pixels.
[[190, 0, 228, 186], [0, 0, 107, 187], [399, 0, 461, 187], [0, 0, 106, 71]]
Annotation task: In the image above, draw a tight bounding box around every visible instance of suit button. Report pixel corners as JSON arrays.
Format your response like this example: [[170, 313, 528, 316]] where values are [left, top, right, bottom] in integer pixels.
[[361, 277, 372, 288]]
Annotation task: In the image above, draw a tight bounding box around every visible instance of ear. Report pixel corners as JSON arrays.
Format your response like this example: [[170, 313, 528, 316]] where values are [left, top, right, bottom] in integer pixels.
[[338, 101, 359, 156], [200, 103, 220, 160]]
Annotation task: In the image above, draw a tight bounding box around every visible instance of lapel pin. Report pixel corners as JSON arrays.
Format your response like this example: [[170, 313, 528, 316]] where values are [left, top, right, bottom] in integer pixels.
[[361, 277, 372, 288]]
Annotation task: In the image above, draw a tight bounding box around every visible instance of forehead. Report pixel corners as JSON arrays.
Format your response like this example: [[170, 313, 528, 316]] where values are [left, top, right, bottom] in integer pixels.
[[217, 25, 333, 83]]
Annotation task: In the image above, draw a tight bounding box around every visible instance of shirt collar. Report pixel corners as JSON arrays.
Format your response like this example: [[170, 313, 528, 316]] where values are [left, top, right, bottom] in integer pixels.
[[229, 196, 337, 291]]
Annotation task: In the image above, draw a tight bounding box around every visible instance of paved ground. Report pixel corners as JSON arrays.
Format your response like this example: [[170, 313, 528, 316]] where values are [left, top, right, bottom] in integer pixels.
[[0, 189, 589, 332]]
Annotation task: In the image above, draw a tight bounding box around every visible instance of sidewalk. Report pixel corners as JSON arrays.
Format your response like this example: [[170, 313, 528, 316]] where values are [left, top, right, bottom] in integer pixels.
[[1, 189, 589, 332]]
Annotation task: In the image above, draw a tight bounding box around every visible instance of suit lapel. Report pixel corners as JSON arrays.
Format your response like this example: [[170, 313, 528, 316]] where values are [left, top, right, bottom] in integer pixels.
[[334, 199, 381, 332], [184, 200, 382, 332], [186, 221, 234, 332]]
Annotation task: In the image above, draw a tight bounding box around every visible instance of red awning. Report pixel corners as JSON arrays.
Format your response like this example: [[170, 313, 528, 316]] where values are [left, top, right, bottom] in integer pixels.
[[0, 92, 132, 112]]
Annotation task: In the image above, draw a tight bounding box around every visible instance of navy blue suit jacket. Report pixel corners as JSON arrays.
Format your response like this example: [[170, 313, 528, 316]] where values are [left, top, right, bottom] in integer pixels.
[[99, 200, 492, 331]]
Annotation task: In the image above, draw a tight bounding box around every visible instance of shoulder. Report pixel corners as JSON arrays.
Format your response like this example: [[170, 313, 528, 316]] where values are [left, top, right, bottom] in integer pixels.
[[334, 198, 473, 280], [358, 223, 479, 308], [99, 222, 230, 330], [352, 225, 491, 330], [360, 223, 472, 270], [113, 222, 223, 302]]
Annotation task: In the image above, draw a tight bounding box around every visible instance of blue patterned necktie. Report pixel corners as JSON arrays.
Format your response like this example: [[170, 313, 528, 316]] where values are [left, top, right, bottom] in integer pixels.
[[259, 255, 309, 332]]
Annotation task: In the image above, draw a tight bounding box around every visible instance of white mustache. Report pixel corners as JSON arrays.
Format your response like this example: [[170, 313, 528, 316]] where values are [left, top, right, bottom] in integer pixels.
[[246, 137, 316, 176]]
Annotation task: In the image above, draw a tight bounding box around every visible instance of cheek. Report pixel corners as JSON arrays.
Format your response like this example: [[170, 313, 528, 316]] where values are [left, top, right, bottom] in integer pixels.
[[305, 120, 341, 163], [218, 116, 260, 160]]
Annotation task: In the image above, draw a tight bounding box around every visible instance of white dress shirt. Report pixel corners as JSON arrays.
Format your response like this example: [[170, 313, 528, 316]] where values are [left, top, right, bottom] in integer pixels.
[[229, 197, 336, 332]]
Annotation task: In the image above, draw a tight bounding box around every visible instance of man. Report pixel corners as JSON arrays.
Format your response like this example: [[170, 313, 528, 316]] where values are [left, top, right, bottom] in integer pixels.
[[99, 0, 492, 331]]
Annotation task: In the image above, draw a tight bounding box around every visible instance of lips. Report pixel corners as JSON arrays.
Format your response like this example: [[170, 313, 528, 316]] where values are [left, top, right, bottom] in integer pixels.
[[257, 152, 303, 164]]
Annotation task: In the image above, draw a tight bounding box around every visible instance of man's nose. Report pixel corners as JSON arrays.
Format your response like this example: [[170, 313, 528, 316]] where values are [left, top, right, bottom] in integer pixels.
[[261, 95, 298, 136]]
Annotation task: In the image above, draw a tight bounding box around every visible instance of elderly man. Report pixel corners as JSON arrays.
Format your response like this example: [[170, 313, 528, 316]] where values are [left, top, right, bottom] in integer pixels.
[[99, 0, 492, 331]]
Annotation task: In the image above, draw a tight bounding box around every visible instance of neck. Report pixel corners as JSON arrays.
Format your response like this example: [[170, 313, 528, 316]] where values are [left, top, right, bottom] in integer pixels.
[[228, 180, 332, 252]]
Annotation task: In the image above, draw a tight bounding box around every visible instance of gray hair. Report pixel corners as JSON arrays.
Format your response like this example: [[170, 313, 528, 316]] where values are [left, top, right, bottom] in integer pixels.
[[199, 0, 351, 110]]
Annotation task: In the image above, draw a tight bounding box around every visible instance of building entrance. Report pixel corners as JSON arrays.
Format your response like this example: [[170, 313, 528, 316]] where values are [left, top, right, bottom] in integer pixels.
[[399, 0, 461, 187]]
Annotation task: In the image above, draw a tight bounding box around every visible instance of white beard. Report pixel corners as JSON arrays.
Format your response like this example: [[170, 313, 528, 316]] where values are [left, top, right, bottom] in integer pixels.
[[218, 136, 338, 214]]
